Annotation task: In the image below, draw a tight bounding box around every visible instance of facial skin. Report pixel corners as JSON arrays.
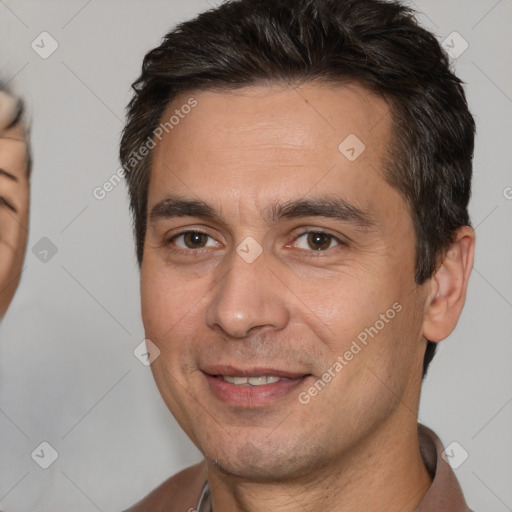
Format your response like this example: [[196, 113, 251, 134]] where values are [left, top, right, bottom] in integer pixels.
[[0, 92, 30, 320], [141, 83, 474, 511]]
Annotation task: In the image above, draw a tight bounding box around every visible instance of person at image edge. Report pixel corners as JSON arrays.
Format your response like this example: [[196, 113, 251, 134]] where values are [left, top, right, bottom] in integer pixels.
[[0, 87, 30, 321]]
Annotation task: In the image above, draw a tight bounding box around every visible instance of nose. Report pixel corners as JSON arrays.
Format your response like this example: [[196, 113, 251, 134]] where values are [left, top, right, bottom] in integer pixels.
[[205, 245, 290, 339]]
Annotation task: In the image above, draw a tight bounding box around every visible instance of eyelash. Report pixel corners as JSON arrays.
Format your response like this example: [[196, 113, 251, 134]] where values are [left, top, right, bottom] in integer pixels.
[[164, 229, 345, 255]]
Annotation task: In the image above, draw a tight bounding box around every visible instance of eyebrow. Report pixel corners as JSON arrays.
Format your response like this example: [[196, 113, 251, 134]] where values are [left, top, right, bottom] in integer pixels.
[[0, 168, 18, 182], [149, 194, 375, 230]]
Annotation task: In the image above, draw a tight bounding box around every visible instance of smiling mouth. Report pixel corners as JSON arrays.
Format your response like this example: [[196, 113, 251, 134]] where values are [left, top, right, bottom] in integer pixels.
[[201, 365, 313, 406], [220, 375, 297, 386], [202, 367, 313, 406]]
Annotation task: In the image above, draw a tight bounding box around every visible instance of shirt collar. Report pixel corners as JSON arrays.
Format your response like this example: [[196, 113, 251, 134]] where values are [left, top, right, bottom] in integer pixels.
[[416, 423, 473, 512]]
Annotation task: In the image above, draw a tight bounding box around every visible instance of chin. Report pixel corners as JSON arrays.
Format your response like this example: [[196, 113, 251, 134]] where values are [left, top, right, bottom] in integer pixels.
[[204, 438, 322, 483]]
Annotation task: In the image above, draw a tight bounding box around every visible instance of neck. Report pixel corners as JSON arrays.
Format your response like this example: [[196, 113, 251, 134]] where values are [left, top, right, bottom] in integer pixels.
[[206, 416, 432, 512]]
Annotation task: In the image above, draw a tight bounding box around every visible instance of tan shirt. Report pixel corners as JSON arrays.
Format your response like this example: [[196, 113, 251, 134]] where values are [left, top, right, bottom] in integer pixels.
[[125, 424, 473, 511]]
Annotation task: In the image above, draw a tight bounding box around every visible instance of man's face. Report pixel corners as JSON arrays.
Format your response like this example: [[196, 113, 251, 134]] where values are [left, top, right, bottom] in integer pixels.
[[0, 96, 29, 319], [141, 83, 430, 480]]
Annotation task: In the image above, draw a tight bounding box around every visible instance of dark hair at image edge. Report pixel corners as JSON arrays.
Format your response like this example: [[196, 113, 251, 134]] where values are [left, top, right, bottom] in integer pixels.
[[120, 0, 476, 378]]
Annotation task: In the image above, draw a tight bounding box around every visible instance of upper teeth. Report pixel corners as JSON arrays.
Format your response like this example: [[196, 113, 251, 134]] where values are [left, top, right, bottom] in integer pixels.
[[223, 375, 281, 386]]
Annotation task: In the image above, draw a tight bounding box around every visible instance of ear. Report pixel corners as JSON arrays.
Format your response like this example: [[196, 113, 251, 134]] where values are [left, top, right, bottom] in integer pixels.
[[422, 226, 475, 342]]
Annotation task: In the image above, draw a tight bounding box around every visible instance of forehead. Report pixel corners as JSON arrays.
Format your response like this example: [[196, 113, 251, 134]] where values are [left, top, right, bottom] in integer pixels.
[[148, 82, 397, 219], [159, 82, 390, 151]]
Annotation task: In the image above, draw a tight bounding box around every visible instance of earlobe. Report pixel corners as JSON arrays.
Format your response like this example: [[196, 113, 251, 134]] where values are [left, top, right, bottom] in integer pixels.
[[422, 226, 475, 342]]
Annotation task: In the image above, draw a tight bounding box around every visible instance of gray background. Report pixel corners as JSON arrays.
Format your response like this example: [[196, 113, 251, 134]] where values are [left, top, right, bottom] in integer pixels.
[[0, 0, 511, 510]]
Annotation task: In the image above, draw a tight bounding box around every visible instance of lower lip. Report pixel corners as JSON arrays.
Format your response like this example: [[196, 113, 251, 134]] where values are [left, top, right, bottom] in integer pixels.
[[204, 374, 309, 407]]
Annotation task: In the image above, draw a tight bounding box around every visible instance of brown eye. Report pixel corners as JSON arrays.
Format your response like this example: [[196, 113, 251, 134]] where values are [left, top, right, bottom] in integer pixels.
[[307, 232, 332, 250], [183, 232, 208, 248], [294, 231, 340, 251], [170, 231, 217, 250]]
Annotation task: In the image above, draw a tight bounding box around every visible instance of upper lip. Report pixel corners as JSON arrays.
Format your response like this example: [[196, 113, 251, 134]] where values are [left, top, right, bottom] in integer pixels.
[[202, 365, 310, 379]]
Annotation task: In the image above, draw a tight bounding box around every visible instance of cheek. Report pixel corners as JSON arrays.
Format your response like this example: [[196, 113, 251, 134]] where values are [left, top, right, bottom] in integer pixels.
[[140, 266, 163, 335], [141, 265, 198, 409], [140, 259, 210, 363], [290, 271, 383, 349], [300, 269, 420, 381], [352, 293, 426, 399], [141, 261, 190, 333]]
